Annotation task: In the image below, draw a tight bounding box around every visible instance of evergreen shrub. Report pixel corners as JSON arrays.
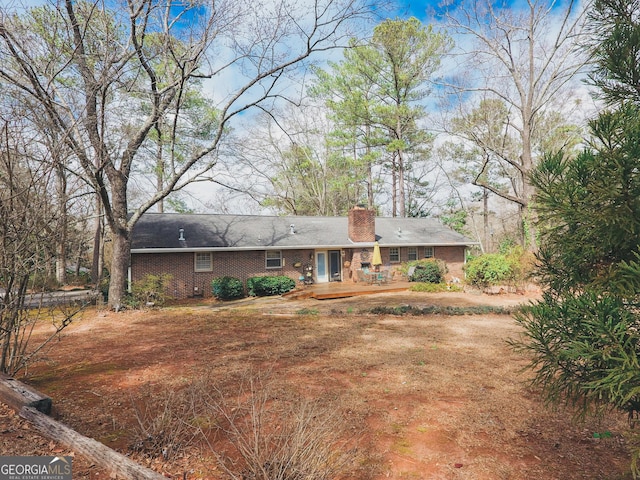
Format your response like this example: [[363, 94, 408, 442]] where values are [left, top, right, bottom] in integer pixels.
[[212, 276, 245, 300], [408, 259, 447, 283], [247, 275, 296, 297]]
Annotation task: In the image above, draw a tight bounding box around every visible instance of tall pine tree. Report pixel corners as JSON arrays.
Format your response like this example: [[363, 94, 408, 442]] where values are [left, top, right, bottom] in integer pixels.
[[513, 0, 640, 474]]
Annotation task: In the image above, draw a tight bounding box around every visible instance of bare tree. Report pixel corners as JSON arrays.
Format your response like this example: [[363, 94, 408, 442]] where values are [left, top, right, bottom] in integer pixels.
[[0, 0, 374, 308], [0, 117, 82, 375], [441, 0, 591, 249], [231, 104, 368, 216]]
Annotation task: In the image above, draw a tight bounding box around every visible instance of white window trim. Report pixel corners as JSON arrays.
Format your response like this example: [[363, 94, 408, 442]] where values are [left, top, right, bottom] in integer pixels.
[[408, 247, 418, 261], [389, 247, 400, 263], [266, 250, 282, 269], [194, 252, 213, 272], [424, 246, 434, 258]]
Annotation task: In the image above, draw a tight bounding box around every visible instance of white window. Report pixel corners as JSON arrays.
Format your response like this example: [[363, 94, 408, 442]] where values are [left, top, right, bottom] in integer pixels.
[[408, 247, 418, 261], [266, 250, 282, 268], [389, 247, 400, 263], [194, 252, 213, 272], [424, 246, 434, 258]]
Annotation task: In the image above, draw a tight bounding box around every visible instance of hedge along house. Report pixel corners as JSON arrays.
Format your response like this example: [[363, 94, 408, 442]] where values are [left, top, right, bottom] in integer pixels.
[[130, 206, 477, 299]]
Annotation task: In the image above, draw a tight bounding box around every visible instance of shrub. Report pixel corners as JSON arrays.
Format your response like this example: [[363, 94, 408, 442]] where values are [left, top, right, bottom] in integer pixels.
[[464, 253, 512, 289], [404, 259, 447, 283], [130, 373, 364, 478], [368, 304, 513, 316], [129, 273, 172, 308], [206, 373, 361, 480], [130, 383, 205, 461], [465, 246, 535, 290], [505, 245, 536, 285], [212, 276, 244, 300], [247, 275, 296, 297]]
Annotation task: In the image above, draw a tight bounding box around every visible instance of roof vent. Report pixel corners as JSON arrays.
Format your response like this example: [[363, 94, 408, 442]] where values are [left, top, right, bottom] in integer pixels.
[[179, 228, 185, 241], [290, 224, 295, 234]]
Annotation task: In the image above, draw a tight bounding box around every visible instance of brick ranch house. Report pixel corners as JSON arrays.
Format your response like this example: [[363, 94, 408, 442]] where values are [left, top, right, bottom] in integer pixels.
[[130, 206, 477, 299]]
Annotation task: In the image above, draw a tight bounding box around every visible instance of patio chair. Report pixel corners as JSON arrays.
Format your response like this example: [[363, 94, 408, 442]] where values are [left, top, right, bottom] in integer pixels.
[[356, 269, 371, 284]]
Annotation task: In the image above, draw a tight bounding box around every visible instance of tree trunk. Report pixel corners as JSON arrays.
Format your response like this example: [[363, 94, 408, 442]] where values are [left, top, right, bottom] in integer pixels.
[[398, 149, 406, 217], [155, 123, 164, 213], [396, 113, 406, 217], [91, 194, 103, 284], [55, 163, 67, 285], [365, 126, 374, 210], [520, 126, 537, 251], [391, 152, 398, 217], [520, 149, 538, 252], [0, 373, 52, 414], [55, 220, 67, 285], [107, 229, 131, 310], [483, 188, 490, 252]]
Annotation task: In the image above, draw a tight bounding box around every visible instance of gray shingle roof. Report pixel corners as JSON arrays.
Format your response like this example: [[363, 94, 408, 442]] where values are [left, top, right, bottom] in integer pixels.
[[131, 213, 477, 252]]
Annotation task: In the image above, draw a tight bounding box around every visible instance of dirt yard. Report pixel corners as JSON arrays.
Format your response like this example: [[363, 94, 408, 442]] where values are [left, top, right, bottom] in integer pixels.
[[0, 290, 634, 479]]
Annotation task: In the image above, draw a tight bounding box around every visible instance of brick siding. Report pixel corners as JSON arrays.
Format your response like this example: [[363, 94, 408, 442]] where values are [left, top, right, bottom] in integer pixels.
[[131, 245, 467, 299], [345, 245, 466, 282], [131, 249, 315, 299], [431, 246, 466, 279]]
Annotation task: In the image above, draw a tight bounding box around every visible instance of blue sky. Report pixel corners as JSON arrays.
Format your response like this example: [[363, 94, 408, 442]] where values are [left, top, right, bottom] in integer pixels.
[[0, 0, 449, 23], [0, 0, 558, 27]]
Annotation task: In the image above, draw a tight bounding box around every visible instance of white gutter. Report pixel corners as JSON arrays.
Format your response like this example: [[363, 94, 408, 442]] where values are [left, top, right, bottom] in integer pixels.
[[131, 242, 479, 254]]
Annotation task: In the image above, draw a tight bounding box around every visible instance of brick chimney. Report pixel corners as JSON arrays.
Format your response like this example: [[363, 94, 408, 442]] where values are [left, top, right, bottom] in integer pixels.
[[348, 206, 375, 243]]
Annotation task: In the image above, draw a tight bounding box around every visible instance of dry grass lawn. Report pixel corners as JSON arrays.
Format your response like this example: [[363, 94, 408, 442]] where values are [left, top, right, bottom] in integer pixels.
[[0, 291, 634, 479]]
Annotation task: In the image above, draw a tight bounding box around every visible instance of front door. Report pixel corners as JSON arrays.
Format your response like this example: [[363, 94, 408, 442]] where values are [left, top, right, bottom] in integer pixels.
[[315, 251, 328, 283], [329, 250, 342, 281]]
